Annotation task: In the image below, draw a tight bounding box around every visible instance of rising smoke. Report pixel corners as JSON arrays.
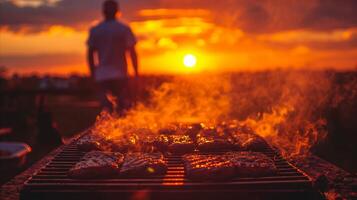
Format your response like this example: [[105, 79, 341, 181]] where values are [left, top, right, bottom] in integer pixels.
[[93, 70, 337, 158]]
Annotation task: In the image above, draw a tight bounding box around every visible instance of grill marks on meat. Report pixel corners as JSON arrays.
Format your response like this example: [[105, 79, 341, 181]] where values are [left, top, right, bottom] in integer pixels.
[[168, 135, 195, 154], [183, 152, 277, 181], [183, 154, 236, 181], [120, 153, 167, 177], [225, 152, 277, 177], [68, 151, 124, 179]]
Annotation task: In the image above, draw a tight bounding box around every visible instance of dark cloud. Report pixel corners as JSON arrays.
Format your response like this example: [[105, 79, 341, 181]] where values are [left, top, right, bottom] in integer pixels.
[[0, 0, 356, 33], [302, 0, 357, 30], [235, 3, 270, 33], [0, 0, 160, 32], [0, 0, 99, 31]]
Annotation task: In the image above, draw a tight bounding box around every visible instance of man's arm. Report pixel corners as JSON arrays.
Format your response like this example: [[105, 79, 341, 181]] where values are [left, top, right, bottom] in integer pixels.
[[129, 46, 139, 77], [87, 46, 96, 78]]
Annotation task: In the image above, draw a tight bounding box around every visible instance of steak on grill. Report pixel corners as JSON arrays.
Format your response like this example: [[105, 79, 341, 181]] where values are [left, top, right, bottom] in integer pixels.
[[183, 154, 236, 181], [153, 135, 170, 152], [168, 135, 195, 154], [221, 123, 268, 151], [158, 123, 179, 135], [120, 153, 167, 177], [230, 133, 268, 151], [159, 123, 203, 138], [225, 151, 277, 177], [68, 151, 124, 179], [108, 134, 140, 152], [196, 128, 234, 152], [76, 134, 104, 152]]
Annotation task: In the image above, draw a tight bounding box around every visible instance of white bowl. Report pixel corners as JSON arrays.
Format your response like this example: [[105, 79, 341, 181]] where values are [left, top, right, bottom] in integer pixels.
[[0, 142, 32, 170]]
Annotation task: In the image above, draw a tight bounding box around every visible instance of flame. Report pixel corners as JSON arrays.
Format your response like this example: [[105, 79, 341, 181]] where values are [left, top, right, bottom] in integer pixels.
[[91, 70, 338, 158]]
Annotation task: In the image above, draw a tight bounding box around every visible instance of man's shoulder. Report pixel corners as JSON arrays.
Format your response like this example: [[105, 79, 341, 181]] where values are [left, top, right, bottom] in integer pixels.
[[114, 20, 132, 31], [89, 21, 106, 32], [90, 20, 131, 33]]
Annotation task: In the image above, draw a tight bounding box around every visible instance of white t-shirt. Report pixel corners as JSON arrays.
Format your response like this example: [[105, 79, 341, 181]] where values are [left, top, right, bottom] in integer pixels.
[[87, 20, 137, 82]]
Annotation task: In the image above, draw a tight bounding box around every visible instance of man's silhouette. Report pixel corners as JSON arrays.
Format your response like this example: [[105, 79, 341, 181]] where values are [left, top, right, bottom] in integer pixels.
[[87, 0, 138, 113]]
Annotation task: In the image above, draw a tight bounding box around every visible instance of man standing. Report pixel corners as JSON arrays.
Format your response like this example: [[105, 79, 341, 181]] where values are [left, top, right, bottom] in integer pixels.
[[87, 0, 138, 113]]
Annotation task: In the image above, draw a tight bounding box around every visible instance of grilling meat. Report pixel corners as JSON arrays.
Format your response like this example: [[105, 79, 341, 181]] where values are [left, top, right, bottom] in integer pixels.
[[183, 154, 236, 181], [138, 134, 171, 153], [196, 128, 234, 152], [158, 123, 179, 135], [159, 123, 203, 139], [231, 132, 268, 151], [139, 134, 158, 153], [68, 151, 124, 179], [225, 152, 277, 177], [178, 123, 203, 140], [222, 123, 268, 151], [76, 134, 104, 152], [168, 135, 195, 154], [153, 135, 170, 152], [112, 134, 140, 152], [120, 153, 167, 177]]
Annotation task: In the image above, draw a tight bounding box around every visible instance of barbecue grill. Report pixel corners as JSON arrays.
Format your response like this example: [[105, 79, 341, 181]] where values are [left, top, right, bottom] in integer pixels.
[[20, 134, 322, 200]]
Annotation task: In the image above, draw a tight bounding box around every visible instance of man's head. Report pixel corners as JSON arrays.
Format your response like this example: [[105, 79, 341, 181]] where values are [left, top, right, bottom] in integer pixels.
[[103, 0, 120, 20]]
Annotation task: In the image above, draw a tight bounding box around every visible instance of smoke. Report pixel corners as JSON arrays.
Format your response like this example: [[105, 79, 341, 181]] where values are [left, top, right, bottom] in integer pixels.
[[93, 70, 336, 158], [238, 71, 331, 157], [93, 75, 232, 138]]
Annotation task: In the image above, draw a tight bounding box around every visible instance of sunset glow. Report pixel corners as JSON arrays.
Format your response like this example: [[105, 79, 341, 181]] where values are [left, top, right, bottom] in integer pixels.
[[0, 1, 356, 76]]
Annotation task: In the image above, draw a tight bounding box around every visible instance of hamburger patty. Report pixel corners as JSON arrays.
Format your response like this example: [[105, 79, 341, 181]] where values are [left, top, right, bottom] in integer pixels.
[[68, 151, 124, 179], [120, 153, 167, 176]]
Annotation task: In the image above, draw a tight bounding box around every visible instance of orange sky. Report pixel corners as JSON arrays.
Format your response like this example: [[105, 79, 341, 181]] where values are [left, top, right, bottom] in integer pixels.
[[0, 0, 357, 76]]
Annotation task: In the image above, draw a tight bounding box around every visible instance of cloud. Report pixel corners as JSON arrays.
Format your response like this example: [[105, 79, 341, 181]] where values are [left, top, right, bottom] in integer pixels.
[[0, 0, 100, 32], [1, 0, 357, 74], [1, 0, 357, 34], [9, 0, 60, 7], [302, 0, 357, 30], [258, 28, 357, 51], [0, 0, 161, 32]]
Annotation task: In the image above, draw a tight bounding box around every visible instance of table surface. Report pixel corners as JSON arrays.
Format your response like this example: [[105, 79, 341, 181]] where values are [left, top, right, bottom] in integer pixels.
[[0, 133, 83, 200]]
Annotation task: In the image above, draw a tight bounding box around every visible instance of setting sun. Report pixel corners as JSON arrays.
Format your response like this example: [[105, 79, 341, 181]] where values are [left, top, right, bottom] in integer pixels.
[[183, 54, 197, 68]]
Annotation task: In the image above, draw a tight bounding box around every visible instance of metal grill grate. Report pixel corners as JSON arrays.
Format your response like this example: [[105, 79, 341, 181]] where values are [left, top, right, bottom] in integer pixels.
[[20, 136, 321, 200]]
